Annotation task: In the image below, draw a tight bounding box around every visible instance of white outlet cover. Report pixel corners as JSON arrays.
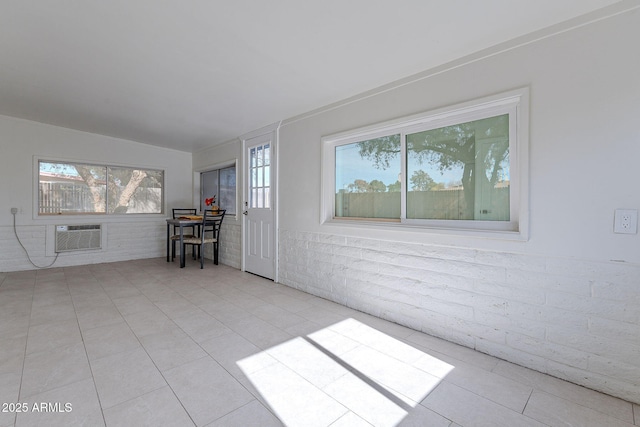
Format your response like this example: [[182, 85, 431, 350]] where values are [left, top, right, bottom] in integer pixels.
[[614, 209, 638, 234]]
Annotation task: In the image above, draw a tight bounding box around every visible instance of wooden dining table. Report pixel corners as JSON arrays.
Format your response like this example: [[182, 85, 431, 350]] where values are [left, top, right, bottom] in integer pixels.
[[166, 217, 202, 268]]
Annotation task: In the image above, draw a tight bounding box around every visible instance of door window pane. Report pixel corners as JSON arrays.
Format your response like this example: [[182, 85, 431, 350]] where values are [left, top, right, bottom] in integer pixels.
[[249, 143, 270, 209], [264, 144, 270, 165]]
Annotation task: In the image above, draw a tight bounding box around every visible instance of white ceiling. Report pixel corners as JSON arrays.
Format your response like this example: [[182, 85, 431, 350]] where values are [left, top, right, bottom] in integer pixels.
[[0, 1, 626, 153]]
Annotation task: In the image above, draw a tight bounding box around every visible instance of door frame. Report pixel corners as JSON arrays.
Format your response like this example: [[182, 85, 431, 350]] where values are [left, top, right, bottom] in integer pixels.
[[241, 121, 280, 282]]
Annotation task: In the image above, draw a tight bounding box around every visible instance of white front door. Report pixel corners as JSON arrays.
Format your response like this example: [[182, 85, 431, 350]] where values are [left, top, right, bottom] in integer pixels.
[[243, 132, 276, 279]]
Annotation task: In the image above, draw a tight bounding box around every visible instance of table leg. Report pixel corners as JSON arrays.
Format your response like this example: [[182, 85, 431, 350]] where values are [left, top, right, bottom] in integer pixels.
[[166, 223, 170, 262], [180, 227, 185, 268]]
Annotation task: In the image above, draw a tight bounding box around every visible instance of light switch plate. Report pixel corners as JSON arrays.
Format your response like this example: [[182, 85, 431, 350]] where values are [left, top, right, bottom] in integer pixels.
[[614, 209, 638, 234]]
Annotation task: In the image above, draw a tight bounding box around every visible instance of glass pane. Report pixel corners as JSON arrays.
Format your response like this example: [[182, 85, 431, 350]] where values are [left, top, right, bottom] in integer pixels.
[[264, 164, 270, 188], [39, 162, 107, 214], [406, 114, 509, 221], [250, 148, 256, 168], [219, 166, 236, 215], [107, 167, 163, 214], [256, 146, 263, 167], [251, 188, 258, 208], [201, 170, 219, 211], [257, 166, 263, 187], [335, 134, 401, 219], [257, 188, 264, 208], [264, 187, 271, 209], [264, 144, 270, 166], [251, 168, 257, 188]]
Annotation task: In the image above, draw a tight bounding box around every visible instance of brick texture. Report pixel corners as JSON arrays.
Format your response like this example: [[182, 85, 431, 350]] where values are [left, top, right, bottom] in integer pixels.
[[0, 220, 241, 272], [278, 229, 640, 404]]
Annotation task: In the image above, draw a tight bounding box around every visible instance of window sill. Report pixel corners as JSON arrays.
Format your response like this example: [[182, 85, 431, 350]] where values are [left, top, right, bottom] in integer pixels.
[[324, 217, 528, 241]]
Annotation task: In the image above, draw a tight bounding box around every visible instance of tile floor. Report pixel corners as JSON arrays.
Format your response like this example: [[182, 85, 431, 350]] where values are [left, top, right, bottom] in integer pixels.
[[0, 258, 638, 427]]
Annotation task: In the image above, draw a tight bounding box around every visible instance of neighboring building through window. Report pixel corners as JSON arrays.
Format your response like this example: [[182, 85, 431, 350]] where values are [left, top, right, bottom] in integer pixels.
[[201, 165, 236, 215], [323, 88, 528, 236], [38, 161, 164, 215]]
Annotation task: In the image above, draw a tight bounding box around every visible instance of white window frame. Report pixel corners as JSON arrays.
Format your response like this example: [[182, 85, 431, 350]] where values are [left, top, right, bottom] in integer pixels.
[[36, 158, 165, 216], [200, 163, 237, 215], [321, 88, 529, 240]]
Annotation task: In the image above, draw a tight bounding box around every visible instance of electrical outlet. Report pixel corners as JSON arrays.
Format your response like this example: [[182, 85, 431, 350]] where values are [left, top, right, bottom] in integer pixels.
[[614, 209, 638, 234], [11, 207, 18, 215]]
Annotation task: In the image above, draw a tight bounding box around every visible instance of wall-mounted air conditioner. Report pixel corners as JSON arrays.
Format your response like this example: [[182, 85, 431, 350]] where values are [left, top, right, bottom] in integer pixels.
[[55, 224, 102, 253]]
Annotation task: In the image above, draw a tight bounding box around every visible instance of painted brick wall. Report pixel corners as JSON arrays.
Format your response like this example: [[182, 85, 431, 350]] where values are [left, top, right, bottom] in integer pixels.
[[1, 221, 166, 272], [1, 219, 242, 273], [0, 225, 48, 271], [278, 229, 640, 404], [201, 221, 241, 269]]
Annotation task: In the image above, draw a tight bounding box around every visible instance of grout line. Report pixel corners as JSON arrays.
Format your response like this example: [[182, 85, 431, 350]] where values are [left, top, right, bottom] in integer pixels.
[[122, 269, 239, 427], [11, 275, 35, 427], [68, 265, 109, 427], [16, 277, 36, 400], [521, 389, 535, 415]]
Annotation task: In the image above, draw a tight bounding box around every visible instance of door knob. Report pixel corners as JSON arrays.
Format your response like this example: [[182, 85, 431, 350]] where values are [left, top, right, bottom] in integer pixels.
[[242, 210, 248, 215]]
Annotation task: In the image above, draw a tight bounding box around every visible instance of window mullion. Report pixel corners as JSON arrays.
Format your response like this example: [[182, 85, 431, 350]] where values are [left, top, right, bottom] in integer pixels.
[[508, 104, 519, 225], [400, 130, 407, 222], [105, 166, 111, 214]]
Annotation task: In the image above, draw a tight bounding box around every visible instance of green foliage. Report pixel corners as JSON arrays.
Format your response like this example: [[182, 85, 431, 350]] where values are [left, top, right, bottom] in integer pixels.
[[358, 115, 509, 187], [354, 115, 510, 219], [410, 170, 436, 191], [369, 179, 387, 192], [345, 178, 394, 193], [356, 134, 401, 169], [387, 180, 401, 192]]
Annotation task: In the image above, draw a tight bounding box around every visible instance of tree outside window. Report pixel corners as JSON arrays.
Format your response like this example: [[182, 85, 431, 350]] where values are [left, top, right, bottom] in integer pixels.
[[39, 161, 163, 215]]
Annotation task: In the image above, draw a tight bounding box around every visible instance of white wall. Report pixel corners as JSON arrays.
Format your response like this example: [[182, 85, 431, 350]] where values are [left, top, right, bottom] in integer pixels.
[[0, 115, 193, 271], [277, 9, 640, 403]]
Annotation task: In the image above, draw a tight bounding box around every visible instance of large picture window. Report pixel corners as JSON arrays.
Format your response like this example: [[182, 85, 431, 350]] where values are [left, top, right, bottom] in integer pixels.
[[38, 161, 164, 215], [322, 89, 528, 236]]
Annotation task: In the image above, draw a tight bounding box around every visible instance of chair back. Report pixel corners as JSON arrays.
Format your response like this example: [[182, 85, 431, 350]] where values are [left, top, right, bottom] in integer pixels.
[[201, 209, 226, 243], [172, 208, 198, 235], [172, 208, 197, 219]]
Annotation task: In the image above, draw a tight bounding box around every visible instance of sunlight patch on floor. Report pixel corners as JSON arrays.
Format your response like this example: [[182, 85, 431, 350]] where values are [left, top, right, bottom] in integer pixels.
[[237, 318, 454, 427]]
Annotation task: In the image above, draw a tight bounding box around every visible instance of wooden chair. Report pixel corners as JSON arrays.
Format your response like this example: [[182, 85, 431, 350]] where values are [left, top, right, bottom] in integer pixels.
[[171, 208, 198, 261], [181, 209, 226, 268]]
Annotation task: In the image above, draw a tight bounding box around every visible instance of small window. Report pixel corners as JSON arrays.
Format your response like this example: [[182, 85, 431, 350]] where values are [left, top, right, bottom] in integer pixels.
[[249, 144, 270, 209], [39, 161, 164, 215], [322, 88, 528, 236], [201, 165, 236, 215]]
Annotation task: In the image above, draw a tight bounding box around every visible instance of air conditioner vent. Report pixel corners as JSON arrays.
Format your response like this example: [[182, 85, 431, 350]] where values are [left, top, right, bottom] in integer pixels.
[[55, 224, 102, 253]]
